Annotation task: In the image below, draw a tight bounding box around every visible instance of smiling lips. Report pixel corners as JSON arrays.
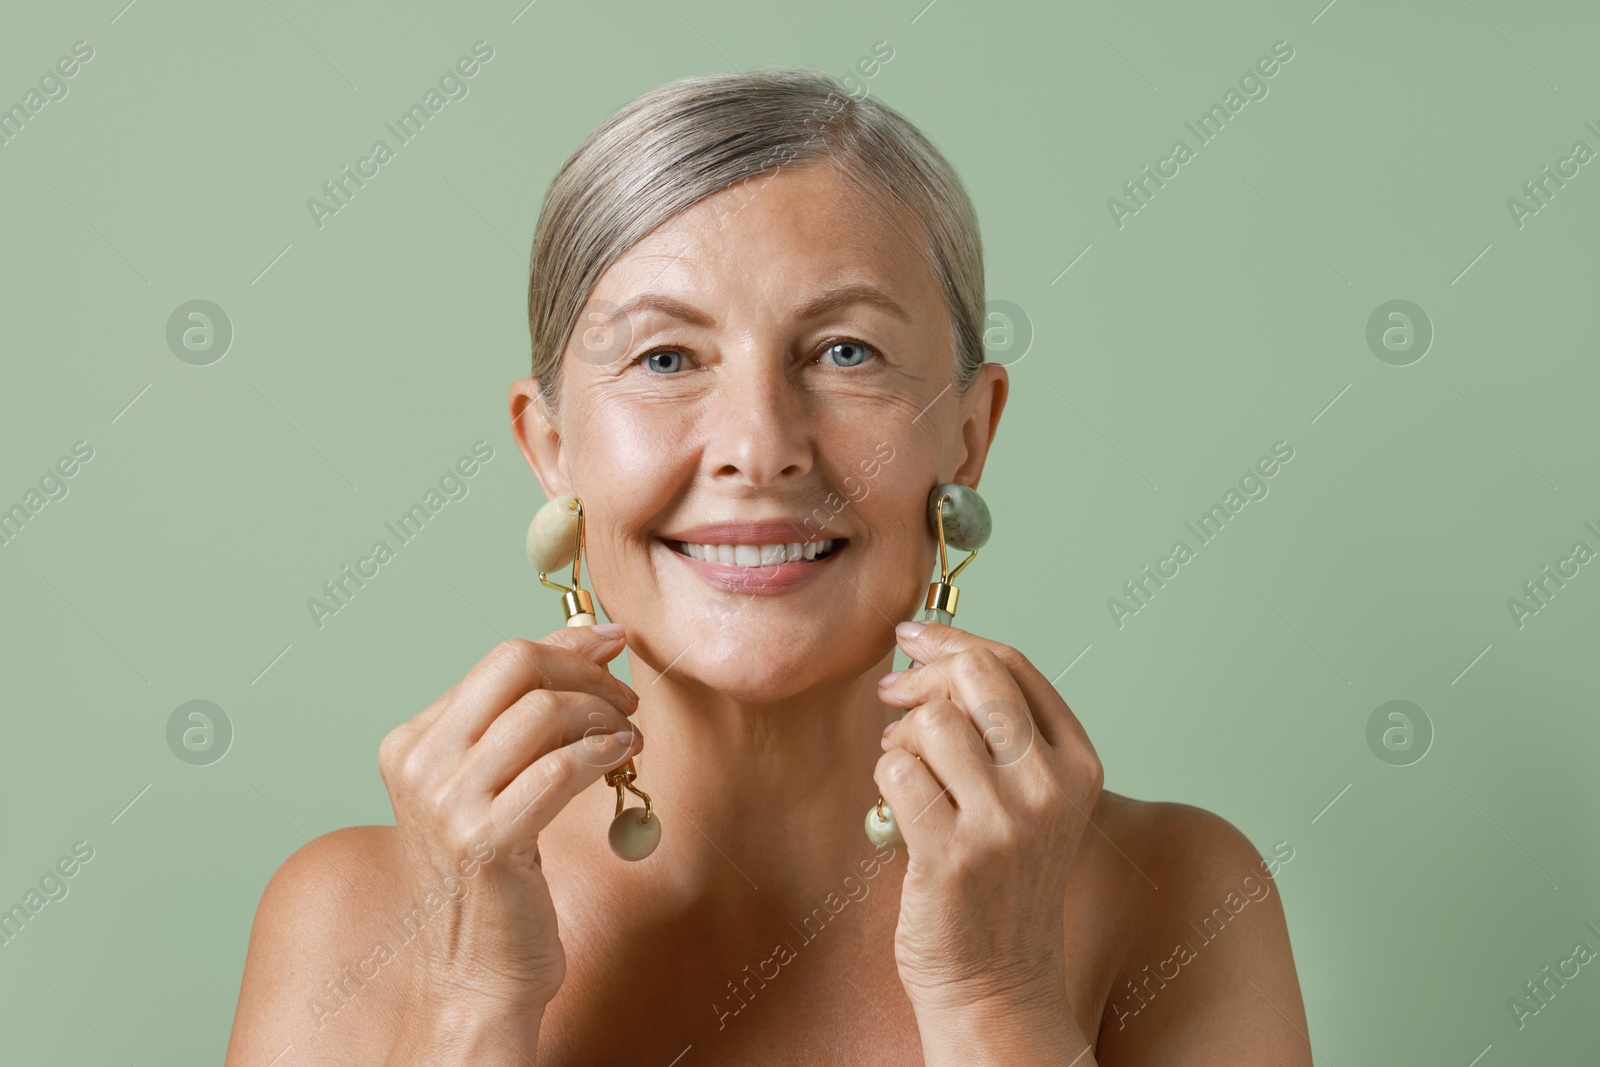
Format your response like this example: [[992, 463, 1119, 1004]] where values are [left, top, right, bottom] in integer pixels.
[[676, 540, 839, 566], [660, 521, 847, 594]]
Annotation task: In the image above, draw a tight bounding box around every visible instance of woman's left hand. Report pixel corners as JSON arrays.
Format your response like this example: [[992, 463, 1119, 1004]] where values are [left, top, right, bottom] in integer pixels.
[[875, 618, 1104, 1039]]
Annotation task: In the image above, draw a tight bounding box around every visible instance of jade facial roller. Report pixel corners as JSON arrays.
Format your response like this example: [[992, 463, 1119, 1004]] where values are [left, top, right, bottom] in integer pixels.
[[526, 493, 662, 861], [864, 482, 992, 850]]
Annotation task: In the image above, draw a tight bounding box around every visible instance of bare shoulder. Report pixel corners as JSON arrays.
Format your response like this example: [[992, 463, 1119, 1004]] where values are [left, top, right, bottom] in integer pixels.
[[1083, 792, 1311, 1066], [224, 825, 413, 1066], [1091, 791, 1294, 885]]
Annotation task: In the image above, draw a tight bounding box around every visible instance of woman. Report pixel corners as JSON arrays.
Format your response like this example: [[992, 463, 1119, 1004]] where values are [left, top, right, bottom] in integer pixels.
[[226, 68, 1311, 1065]]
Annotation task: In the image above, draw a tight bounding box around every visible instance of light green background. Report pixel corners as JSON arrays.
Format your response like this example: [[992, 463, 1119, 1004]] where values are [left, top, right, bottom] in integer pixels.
[[2, 0, 1597, 1062]]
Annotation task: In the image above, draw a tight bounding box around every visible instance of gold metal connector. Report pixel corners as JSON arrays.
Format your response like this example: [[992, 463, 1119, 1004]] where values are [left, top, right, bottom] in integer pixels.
[[605, 761, 655, 823]]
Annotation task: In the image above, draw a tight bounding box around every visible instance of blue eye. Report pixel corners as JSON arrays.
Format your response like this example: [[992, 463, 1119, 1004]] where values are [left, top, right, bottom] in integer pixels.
[[822, 339, 875, 367], [634, 340, 877, 373], [640, 348, 685, 373]]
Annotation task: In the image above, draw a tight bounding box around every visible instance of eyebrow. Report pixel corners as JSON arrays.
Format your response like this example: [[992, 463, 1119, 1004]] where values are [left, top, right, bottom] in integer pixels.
[[613, 282, 912, 330]]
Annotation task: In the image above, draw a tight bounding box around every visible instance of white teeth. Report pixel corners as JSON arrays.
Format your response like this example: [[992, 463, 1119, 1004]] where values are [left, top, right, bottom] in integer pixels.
[[674, 540, 836, 566]]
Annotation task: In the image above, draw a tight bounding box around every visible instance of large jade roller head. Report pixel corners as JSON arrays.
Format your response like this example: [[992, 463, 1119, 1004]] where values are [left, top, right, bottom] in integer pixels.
[[931, 481, 991, 549], [526, 493, 596, 626], [524, 492, 661, 861]]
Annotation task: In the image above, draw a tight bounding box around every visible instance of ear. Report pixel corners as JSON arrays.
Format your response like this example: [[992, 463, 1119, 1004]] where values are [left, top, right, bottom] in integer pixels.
[[509, 377, 571, 499], [950, 363, 1008, 490]]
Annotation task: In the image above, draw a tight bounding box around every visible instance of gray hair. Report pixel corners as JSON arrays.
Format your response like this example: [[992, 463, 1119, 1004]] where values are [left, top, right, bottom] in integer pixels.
[[526, 67, 985, 413]]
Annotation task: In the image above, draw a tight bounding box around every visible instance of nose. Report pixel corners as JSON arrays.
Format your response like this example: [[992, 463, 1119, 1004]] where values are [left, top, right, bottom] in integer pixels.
[[702, 351, 813, 489]]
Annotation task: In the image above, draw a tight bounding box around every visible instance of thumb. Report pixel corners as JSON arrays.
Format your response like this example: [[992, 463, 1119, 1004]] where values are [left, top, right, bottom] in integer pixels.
[[537, 620, 628, 664]]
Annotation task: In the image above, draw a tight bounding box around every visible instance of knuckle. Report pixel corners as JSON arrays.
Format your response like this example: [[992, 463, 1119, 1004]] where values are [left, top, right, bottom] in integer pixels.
[[377, 726, 408, 776], [956, 647, 999, 675], [397, 746, 433, 789], [1070, 744, 1105, 791], [422, 781, 459, 826], [442, 810, 487, 854], [489, 637, 540, 671], [990, 643, 1028, 673], [540, 753, 576, 793], [1087, 753, 1106, 790], [940, 648, 975, 675], [879, 750, 920, 789], [517, 686, 562, 719], [919, 700, 964, 736]]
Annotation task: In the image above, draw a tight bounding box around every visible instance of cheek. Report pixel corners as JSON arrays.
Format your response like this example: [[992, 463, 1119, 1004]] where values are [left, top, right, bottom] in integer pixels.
[[850, 468, 939, 606], [563, 401, 691, 599], [567, 391, 701, 527], [819, 413, 939, 537]]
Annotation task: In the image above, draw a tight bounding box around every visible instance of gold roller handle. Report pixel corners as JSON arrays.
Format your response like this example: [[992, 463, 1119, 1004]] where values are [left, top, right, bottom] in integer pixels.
[[531, 495, 660, 860], [867, 491, 979, 848]]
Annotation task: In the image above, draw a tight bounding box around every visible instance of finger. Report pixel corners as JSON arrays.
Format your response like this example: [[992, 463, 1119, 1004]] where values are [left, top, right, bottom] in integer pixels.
[[426, 631, 638, 751], [882, 698, 1003, 814], [890, 621, 1090, 752], [873, 746, 956, 852], [491, 729, 641, 837], [459, 688, 638, 797], [881, 640, 1042, 766], [412, 624, 637, 731]]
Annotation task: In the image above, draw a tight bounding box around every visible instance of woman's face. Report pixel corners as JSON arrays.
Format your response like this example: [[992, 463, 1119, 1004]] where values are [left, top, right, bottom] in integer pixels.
[[513, 161, 1006, 701]]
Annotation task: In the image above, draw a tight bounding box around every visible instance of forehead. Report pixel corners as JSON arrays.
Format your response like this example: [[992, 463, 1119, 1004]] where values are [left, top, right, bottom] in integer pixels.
[[595, 163, 940, 310]]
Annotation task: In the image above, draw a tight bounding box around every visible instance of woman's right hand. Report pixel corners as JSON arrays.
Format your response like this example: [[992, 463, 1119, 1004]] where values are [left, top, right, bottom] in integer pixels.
[[377, 623, 641, 1017]]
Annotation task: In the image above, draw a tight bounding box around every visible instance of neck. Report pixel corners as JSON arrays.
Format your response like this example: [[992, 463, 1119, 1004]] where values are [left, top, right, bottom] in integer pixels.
[[604, 643, 902, 911]]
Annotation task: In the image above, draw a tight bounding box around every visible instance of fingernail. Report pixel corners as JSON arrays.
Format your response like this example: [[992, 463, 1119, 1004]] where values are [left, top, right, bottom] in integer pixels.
[[878, 670, 904, 688], [591, 622, 625, 639], [621, 684, 641, 707], [612, 729, 635, 745], [895, 620, 925, 640], [882, 719, 898, 737]]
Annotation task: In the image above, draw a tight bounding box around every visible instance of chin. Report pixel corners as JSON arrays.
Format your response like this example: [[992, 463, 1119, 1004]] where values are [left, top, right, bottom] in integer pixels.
[[643, 613, 872, 702]]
